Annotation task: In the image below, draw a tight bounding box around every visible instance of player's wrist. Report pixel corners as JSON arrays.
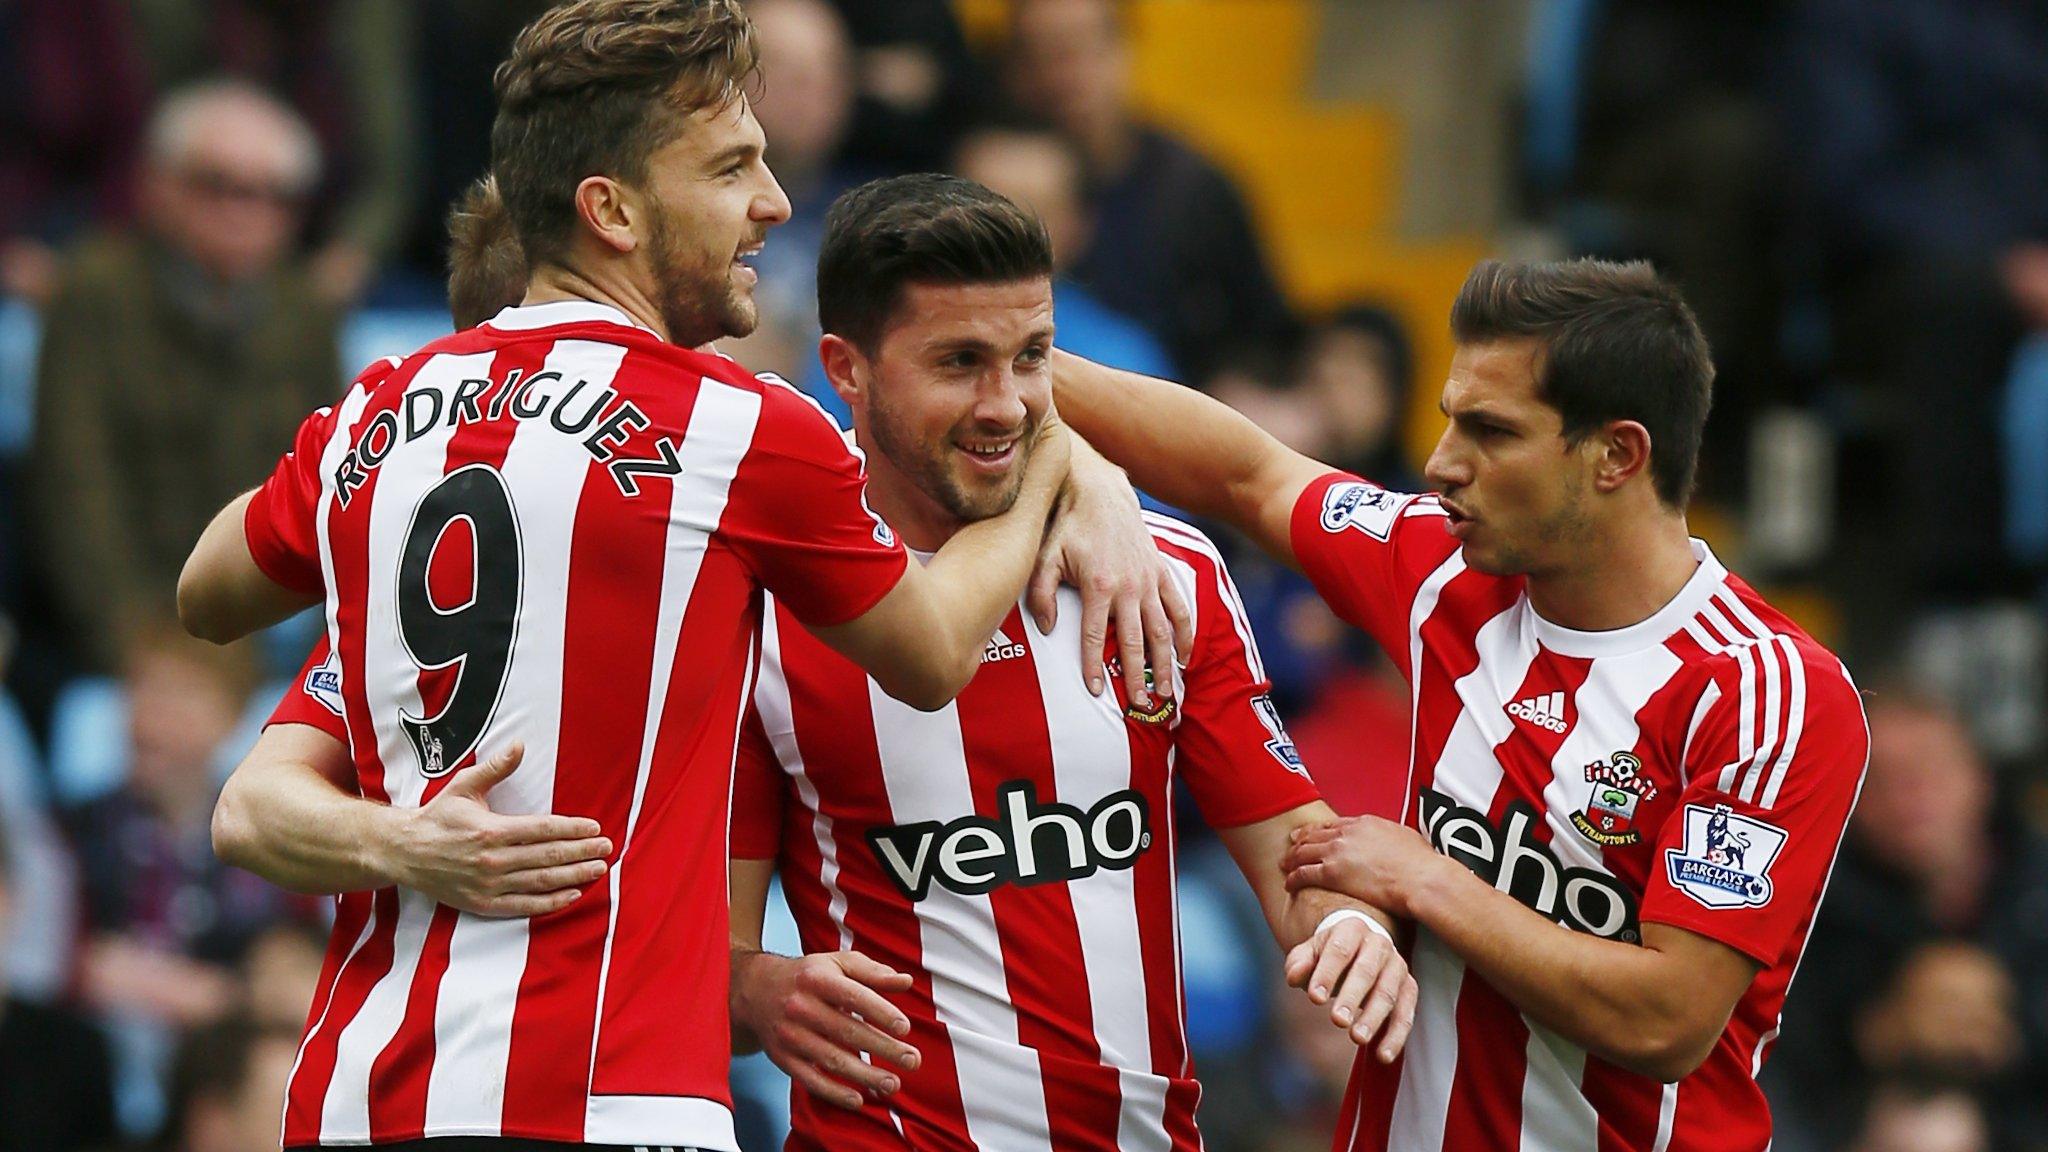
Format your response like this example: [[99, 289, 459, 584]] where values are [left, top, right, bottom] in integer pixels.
[[1399, 852, 1465, 925], [362, 803, 420, 890]]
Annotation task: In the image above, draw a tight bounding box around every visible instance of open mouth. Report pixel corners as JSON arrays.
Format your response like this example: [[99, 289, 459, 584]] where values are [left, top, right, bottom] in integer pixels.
[[733, 242, 763, 284], [1441, 499, 1475, 537], [957, 437, 1019, 472]]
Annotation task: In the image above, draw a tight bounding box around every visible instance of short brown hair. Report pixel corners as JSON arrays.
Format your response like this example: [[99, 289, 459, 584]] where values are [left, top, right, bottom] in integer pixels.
[[445, 175, 527, 329], [1451, 258, 1714, 507], [490, 0, 758, 270], [817, 174, 1054, 352]]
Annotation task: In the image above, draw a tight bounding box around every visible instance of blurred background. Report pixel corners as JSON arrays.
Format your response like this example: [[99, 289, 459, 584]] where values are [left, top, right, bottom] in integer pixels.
[[0, 1, 2043, 1151]]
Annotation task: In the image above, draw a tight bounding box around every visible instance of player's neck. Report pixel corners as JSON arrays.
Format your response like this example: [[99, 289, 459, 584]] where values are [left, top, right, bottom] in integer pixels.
[[1525, 510, 1698, 634], [854, 439, 964, 554], [522, 265, 672, 343]]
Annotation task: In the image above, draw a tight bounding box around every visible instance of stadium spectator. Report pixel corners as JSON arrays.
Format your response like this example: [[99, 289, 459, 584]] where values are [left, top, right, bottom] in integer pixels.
[[1850, 1080, 1993, 1152], [954, 122, 1176, 381], [1771, 691, 2048, 1151], [161, 1017, 298, 1152], [828, 0, 994, 173], [1778, 0, 2048, 604], [68, 626, 294, 1000], [26, 81, 341, 676], [0, 0, 151, 305], [0, 823, 117, 1152], [128, 0, 420, 303], [237, 920, 326, 1033], [721, 0, 867, 402], [1298, 307, 1425, 494], [1004, 0, 1294, 383]]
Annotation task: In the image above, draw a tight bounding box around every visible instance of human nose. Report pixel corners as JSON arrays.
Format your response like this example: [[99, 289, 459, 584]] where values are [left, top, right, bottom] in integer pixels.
[[975, 367, 1029, 430], [1423, 428, 1467, 490], [754, 164, 793, 226]]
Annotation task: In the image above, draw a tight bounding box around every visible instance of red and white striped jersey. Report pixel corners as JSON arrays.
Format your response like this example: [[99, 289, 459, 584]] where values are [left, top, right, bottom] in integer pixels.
[[241, 300, 909, 1150], [730, 513, 1321, 1152], [1291, 473, 1868, 1152]]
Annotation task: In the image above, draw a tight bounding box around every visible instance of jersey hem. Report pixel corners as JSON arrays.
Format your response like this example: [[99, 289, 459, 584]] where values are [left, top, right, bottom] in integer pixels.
[[1636, 910, 1780, 968], [787, 546, 911, 629]]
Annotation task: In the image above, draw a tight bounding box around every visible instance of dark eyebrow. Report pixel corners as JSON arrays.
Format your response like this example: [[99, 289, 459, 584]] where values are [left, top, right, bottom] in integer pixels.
[[705, 141, 759, 170]]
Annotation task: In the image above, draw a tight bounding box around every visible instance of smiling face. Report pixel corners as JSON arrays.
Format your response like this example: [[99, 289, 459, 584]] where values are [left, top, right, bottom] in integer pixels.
[[1423, 338, 1601, 576], [632, 96, 791, 347], [838, 278, 1055, 543]]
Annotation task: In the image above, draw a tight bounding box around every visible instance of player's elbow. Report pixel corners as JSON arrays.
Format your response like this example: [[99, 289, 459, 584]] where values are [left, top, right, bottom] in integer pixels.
[[1605, 1018, 1719, 1084], [177, 561, 237, 645], [210, 780, 258, 870], [871, 656, 974, 713]]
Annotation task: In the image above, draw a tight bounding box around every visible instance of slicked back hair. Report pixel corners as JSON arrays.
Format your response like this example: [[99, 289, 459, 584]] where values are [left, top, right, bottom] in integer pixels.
[[490, 0, 758, 271], [1451, 258, 1714, 508], [817, 174, 1054, 353]]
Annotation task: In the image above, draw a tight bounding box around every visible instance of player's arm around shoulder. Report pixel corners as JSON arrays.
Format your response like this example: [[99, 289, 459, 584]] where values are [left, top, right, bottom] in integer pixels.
[[1049, 349, 1331, 566]]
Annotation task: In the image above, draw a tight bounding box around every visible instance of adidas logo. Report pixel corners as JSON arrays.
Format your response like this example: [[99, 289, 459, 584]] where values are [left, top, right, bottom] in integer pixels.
[[982, 627, 1027, 664], [1506, 691, 1569, 733]]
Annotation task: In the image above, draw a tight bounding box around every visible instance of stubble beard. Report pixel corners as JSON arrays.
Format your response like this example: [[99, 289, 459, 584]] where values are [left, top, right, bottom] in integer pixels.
[[867, 388, 1036, 527], [646, 203, 757, 348]]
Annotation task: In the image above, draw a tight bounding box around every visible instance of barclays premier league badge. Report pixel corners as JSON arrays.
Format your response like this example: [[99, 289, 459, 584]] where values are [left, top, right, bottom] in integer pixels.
[[1319, 482, 1403, 540], [1665, 803, 1788, 909]]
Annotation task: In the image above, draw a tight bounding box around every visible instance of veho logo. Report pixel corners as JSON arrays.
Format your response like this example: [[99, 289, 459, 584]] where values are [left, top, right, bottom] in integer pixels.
[[1419, 788, 1640, 941], [867, 781, 1153, 901]]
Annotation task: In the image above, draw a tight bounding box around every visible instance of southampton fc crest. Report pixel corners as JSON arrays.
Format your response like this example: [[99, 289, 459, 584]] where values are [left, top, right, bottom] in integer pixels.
[[1570, 751, 1658, 846]]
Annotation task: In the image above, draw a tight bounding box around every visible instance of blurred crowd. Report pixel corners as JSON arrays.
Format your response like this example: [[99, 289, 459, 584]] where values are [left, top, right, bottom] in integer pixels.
[[1, 1, 2045, 1151]]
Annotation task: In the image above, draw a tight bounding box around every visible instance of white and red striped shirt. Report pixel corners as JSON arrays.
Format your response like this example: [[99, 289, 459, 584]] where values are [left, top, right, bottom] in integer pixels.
[[729, 514, 1321, 1152], [1291, 473, 1868, 1152], [241, 301, 909, 1150]]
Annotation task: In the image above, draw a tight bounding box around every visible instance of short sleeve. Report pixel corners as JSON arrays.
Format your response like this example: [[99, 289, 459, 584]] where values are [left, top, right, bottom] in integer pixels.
[[720, 382, 909, 627], [730, 706, 787, 861], [1162, 527, 1322, 828], [267, 640, 349, 741], [1638, 650, 1869, 968], [244, 403, 341, 595], [1287, 472, 1459, 672]]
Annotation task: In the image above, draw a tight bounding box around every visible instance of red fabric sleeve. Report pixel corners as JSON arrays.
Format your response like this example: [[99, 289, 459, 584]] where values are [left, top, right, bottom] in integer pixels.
[[1638, 649, 1869, 967], [1287, 472, 1458, 676], [1161, 526, 1322, 828], [243, 403, 341, 596], [266, 639, 348, 740], [719, 381, 908, 628], [729, 705, 787, 861]]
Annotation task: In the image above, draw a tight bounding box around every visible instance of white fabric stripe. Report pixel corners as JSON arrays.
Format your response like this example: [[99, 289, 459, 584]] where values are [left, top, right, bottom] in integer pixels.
[[1752, 670, 1868, 1081], [586, 374, 762, 1107], [867, 683, 1054, 1152], [755, 604, 854, 950], [1716, 623, 1756, 794], [1678, 680, 1723, 788], [320, 890, 437, 1139], [1759, 636, 1808, 809], [1398, 552, 1467, 826], [1156, 554, 1201, 715], [1021, 593, 1169, 1151], [1652, 1081, 1679, 1152], [420, 342, 623, 1130], [1540, 646, 1681, 878], [1389, 600, 1535, 1151], [314, 382, 375, 762], [1519, 1024, 1596, 1152], [285, 899, 377, 1135], [1164, 746, 1194, 1081], [1709, 593, 1786, 804], [1144, 516, 1263, 684], [361, 352, 483, 811], [583, 1095, 737, 1151], [1381, 932, 1465, 1152]]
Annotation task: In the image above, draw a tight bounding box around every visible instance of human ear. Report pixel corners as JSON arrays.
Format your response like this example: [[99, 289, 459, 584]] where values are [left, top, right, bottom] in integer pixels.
[[573, 176, 639, 255], [819, 333, 865, 406], [1593, 420, 1653, 494]]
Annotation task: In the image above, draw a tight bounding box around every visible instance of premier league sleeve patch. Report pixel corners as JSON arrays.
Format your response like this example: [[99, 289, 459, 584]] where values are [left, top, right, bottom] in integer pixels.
[[1665, 803, 1788, 909], [305, 649, 345, 717], [1319, 482, 1406, 541]]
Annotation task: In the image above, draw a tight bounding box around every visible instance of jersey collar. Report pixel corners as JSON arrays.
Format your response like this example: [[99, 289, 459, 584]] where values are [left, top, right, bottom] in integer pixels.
[[1528, 538, 1727, 658], [484, 299, 660, 336]]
